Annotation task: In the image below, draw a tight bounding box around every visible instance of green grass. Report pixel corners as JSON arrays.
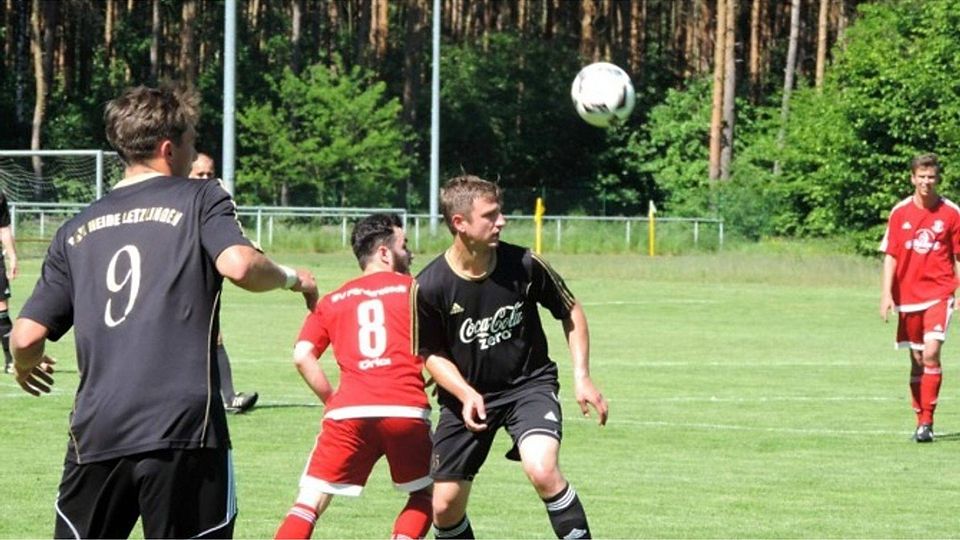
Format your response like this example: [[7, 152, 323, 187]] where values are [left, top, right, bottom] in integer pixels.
[[3, 245, 960, 538]]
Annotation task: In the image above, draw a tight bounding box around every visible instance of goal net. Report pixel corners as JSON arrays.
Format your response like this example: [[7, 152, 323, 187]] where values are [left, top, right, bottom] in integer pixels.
[[0, 150, 125, 203]]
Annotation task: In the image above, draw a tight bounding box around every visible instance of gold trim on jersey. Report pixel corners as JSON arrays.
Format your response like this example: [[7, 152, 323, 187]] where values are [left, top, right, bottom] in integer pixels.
[[410, 279, 419, 356], [531, 252, 576, 309], [444, 247, 498, 282]]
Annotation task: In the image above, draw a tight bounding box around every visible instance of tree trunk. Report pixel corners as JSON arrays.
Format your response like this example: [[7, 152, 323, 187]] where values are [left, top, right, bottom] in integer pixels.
[[708, 0, 726, 182], [150, 0, 160, 83], [402, 0, 428, 206], [628, 0, 644, 77], [370, 0, 388, 64], [775, 0, 801, 175], [41, 0, 55, 95], [179, 0, 197, 88], [748, 0, 761, 102], [104, 0, 114, 67], [30, 0, 45, 181], [14, 0, 29, 124], [815, 0, 829, 90], [719, 0, 736, 181], [291, 0, 302, 73], [579, 0, 596, 62]]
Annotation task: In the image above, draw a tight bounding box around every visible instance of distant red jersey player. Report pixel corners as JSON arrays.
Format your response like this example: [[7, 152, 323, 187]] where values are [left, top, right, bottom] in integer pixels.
[[275, 213, 432, 540], [880, 153, 960, 443]]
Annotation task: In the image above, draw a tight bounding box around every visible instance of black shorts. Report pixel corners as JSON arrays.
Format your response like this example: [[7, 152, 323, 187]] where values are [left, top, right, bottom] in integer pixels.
[[54, 448, 236, 539], [0, 257, 10, 300], [431, 385, 563, 481]]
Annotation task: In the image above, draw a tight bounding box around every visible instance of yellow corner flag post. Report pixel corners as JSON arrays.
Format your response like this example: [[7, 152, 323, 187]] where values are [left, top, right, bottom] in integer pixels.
[[648, 200, 657, 257], [534, 197, 546, 255]]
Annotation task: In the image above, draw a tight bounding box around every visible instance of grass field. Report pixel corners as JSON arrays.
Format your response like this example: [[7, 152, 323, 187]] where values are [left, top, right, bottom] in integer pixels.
[[3, 242, 960, 538]]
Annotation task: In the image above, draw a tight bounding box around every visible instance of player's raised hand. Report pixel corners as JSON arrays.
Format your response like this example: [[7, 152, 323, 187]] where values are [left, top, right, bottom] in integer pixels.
[[292, 268, 319, 311], [15, 356, 55, 397], [574, 376, 608, 426]]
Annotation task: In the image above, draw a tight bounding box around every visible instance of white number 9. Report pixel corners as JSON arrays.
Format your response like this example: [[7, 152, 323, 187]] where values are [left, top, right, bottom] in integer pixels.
[[104, 245, 142, 328]]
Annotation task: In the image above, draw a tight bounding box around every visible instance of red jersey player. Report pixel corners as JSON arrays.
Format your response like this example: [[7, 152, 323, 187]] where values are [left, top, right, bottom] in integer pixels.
[[880, 153, 960, 443], [275, 213, 432, 539]]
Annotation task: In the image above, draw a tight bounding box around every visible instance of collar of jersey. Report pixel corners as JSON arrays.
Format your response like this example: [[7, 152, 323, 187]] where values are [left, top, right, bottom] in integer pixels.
[[114, 171, 165, 189], [444, 247, 497, 282]]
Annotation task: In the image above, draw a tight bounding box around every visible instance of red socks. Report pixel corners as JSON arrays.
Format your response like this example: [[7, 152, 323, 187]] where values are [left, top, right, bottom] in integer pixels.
[[910, 374, 922, 422], [919, 365, 942, 426], [275, 503, 318, 540], [391, 491, 432, 539]]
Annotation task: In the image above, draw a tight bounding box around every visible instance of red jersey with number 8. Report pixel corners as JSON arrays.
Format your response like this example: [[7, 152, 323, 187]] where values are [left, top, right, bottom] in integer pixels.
[[880, 196, 960, 309], [297, 271, 429, 418]]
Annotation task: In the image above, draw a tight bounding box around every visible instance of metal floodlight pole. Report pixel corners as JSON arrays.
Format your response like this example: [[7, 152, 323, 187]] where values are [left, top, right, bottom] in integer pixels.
[[429, 0, 441, 235], [222, 0, 237, 197]]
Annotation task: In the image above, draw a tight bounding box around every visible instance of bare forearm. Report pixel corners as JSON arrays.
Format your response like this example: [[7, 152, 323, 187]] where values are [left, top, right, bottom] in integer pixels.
[[882, 254, 897, 297], [563, 302, 592, 380], [217, 245, 292, 292], [11, 319, 47, 370], [294, 357, 333, 403], [425, 355, 477, 402]]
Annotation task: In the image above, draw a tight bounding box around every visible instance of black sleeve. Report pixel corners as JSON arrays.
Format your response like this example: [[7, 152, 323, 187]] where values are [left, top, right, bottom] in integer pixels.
[[199, 180, 255, 261], [0, 194, 11, 228], [528, 251, 576, 320], [19, 230, 74, 341], [416, 277, 450, 359]]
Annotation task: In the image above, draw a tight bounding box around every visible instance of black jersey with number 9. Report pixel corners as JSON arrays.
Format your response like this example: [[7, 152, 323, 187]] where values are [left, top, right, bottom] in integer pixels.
[[20, 176, 254, 464]]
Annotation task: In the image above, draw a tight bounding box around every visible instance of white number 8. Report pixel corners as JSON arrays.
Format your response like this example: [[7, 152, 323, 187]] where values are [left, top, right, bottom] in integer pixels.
[[357, 299, 386, 358], [104, 245, 141, 328]]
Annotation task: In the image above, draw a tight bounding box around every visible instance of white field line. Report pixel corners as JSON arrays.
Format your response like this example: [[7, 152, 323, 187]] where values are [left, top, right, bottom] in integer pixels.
[[577, 417, 912, 436], [581, 300, 719, 306], [612, 395, 905, 403]]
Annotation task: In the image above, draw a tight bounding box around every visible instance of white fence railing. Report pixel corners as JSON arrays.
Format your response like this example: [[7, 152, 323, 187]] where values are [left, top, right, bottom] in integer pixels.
[[8, 203, 723, 251]]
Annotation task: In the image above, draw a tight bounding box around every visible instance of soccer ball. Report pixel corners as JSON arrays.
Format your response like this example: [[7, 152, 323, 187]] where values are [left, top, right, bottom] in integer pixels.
[[570, 62, 636, 128]]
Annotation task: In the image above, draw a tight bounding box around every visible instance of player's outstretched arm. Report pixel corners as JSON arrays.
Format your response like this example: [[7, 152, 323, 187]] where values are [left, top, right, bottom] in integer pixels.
[[293, 341, 333, 403], [216, 245, 318, 310], [425, 354, 488, 431], [563, 302, 608, 426], [10, 318, 56, 396]]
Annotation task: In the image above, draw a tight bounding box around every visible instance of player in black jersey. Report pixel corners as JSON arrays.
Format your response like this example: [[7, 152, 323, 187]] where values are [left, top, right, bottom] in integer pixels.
[[417, 175, 609, 539], [191, 152, 259, 414], [0, 191, 18, 374], [11, 85, 318, 539]]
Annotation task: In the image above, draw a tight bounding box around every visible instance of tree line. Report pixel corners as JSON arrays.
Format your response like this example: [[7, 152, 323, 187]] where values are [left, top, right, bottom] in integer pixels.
[[5, 0, 947, 249]]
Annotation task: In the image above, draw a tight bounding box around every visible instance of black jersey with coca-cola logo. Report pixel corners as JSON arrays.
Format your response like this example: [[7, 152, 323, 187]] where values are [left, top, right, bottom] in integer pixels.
[[416, 241, 575, 409]]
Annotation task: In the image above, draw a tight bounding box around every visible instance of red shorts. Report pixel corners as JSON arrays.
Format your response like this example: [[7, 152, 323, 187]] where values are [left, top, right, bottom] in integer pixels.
[[897, 297, 955, 350], [300, 417, 432, 496]]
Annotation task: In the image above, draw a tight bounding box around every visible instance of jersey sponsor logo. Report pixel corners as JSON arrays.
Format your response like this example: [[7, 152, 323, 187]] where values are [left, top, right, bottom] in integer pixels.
[[358, 357, 392, 370], [459, 301, 524, 350], [449, 302, 464, 315], [906, 228, 940, 254], [330, 284, 407, 303]]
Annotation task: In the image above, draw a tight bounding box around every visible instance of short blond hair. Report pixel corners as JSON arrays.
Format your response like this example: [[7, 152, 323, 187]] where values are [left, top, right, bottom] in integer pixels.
[[440, 175, 502, 234], [104, 85, 199, 164]]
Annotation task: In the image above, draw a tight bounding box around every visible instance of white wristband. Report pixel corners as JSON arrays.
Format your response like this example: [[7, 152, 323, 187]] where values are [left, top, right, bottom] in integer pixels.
[[279, 265, 298, 290]]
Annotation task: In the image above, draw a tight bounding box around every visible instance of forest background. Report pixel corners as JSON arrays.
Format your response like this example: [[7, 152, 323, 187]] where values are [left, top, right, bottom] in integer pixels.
[[1, 0, 956, 252]]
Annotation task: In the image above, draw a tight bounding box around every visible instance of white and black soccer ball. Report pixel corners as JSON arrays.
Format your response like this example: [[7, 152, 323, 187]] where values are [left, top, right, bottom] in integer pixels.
[[570, 62, 636, 128]]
